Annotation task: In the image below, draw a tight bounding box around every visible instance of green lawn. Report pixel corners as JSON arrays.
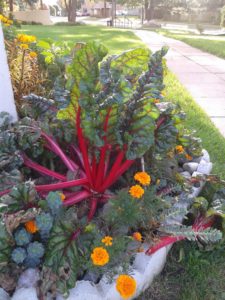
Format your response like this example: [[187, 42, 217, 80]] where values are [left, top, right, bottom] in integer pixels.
[[18, 24, 225, 298], [18, 25, 146, 54], [138, 241, 225, 300], [160, 30, 225, 59]]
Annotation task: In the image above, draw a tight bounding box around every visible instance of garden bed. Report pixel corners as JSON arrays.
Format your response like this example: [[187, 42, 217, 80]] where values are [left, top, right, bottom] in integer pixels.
[[0, 16, 224, 300]]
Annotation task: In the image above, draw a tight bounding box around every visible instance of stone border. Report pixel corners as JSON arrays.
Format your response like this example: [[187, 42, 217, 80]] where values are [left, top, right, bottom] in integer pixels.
[[7, 150, 212, 300]]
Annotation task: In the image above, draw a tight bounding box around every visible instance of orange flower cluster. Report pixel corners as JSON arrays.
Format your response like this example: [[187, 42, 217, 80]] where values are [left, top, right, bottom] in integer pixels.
[[102, 236, 113, 246], [175, 145, 184, 154], [91, 247, 109, 266], [132, 232, 142, 242], [129, 185, 144, 199], [134, 172, 151, 186], [116, 274, 137, 299], [24, 220, 38, 234]]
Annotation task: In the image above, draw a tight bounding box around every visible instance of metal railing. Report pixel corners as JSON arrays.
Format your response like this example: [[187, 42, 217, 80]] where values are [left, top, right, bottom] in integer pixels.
[[113, 16, 133, 29]]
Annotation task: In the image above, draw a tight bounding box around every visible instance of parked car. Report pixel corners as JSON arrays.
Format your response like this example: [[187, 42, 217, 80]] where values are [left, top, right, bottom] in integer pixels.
[[82, 12, 90, 16]]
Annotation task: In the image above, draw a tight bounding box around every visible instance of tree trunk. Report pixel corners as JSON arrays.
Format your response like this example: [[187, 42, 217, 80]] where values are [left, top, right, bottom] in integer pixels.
[[9, 0, 13, 12], [111, 0, 116, 25], [149, 0, 155, 20], [40, 0, 44, 10], [70, 0, 77, 23], [144, 0, 154, 21], [103, 0, 106, 17]]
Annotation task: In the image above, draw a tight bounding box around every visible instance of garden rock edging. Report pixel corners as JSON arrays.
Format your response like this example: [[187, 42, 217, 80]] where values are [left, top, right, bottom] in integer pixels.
[[7, 150, 212, 300]]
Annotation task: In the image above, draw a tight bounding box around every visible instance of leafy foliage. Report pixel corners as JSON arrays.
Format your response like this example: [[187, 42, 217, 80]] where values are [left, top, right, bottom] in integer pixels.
[[0, 220, 12, 270]]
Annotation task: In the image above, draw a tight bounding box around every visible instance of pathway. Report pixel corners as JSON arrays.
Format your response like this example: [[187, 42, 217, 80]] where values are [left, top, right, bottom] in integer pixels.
[[135, 30, 225, 137]]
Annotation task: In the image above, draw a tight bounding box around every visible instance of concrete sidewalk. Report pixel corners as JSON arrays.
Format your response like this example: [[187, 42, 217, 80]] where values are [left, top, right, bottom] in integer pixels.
[[135, 30, 225, 137]]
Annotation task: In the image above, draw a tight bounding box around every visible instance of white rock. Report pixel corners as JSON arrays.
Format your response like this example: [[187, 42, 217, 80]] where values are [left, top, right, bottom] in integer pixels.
[[65, 281, 103, 300], [183, 162, 199, 174], [180, 171, 191, 179], [0, 288, 10, 300], [191, 186, 203, 198], [17, 269, 40, 289], [11, 287, 38, 300], [197, 161, 213, 175], [201, 149, 210, 163], [139, 247, 167, 293], [98, 275, 121, 300]]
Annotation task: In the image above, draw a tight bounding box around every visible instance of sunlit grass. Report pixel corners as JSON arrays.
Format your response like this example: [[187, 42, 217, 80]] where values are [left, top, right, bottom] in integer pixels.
[[160, 30, 225, 59], [18, 25, 146, 54]]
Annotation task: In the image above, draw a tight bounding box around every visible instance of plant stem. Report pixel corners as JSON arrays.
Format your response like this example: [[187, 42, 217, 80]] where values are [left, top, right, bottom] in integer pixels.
[[35, 177, 88, 192]]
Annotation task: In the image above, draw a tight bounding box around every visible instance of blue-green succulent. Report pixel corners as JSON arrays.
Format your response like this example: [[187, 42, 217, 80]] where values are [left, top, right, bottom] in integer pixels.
[[11, 247, 27, 264], [24, 256, 41, 268], [36, 213, 53, 238], [14, 228, 32, 246], [46, 191, 63, 215], [27, 241, 45, 259]]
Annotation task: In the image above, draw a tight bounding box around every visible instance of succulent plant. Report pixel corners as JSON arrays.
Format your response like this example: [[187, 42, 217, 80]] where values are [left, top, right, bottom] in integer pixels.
[[36, 213, 53, 238], [24, 256, 41, 268], [11, 247, 27, 264], [46, 192, 63, 215], [14, 228, 32, 246], [27, 241, 45, 259]]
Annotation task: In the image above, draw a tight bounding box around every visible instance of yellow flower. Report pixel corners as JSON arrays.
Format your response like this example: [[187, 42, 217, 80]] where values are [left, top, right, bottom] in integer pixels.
[[17, 34, 36, 44], [134, 171, 151, 186], [24, 220, 38, 234], [185, 154, 193, 161], [91, 247, 109, 266], [116, 275, 137, 299], [132, 232, 142, 242], [102, 236, 113, 246], [29, 51, 37, 58], [60, 193, 66, 201], [20, 43, 29, 50], [175, 145, 184, 154], [129, 185, 144, 199], [4, 23, 10, 27]]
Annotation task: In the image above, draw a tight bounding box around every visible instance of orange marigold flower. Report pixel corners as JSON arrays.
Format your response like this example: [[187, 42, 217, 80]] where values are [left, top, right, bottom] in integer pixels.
[[154, 99, 160, 104], [102, 236, 113, 246], [60, 193, 66, 201], [185, 154, 193, 161], [175, 145, 184, 154], [134, 171, 151, 186], [133, 232, 142, 242], [29, 51, 37, 58], [129, 185, 144, 199], [116, 274, 137, 299], [24, 220, 38, 234], [91, 247, 109, 266]]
